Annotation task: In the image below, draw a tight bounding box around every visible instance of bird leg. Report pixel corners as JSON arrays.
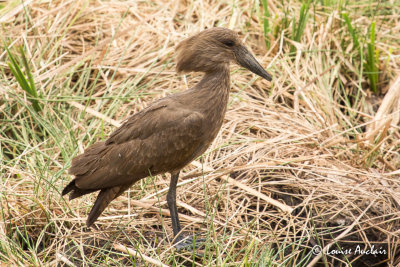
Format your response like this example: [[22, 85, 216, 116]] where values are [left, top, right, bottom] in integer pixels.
[[167, 171, 182, 239], [167, 171, 205, 250]]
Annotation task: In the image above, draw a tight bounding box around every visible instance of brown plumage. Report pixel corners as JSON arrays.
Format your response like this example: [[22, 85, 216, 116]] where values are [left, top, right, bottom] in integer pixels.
[[62, 27, 272, 248]]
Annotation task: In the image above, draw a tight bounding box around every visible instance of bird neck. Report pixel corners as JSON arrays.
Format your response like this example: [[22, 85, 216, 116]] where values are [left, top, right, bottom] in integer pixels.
[[196, 65, 230, 103], [191, 65, 231, 125]]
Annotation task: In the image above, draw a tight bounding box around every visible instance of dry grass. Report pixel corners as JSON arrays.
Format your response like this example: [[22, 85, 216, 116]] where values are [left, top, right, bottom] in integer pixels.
[[1, 0, 400, 266]]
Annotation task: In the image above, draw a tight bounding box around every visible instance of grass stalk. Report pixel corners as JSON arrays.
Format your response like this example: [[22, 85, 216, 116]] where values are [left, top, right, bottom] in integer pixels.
[[260, 0, 271, 48], [290, 0, 311, 54], [365, 21, 379, 94], [5, 44, 41, 112]]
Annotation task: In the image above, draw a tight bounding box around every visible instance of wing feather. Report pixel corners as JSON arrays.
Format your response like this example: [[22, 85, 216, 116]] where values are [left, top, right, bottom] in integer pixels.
[[70, 102, 205, 190]]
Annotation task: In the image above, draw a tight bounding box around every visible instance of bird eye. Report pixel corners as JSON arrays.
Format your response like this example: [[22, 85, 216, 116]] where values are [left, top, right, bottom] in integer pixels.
[[222, 39, 235, 47]]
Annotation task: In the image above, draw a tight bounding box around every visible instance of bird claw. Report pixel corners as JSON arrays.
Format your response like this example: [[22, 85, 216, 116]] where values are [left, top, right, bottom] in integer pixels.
[[174, 235, 206, 251]]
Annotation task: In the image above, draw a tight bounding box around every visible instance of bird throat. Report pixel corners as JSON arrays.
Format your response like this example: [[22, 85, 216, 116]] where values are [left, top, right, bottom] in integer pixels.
[[193, 65, 231, 141], [196, 66, 230, 114]]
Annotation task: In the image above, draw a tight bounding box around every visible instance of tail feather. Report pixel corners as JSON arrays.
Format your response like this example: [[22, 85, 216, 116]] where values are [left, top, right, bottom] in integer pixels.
[[62, 179, 77, 196], [86, 186, 121, 227], [62, 179, 97, 200], [69, 187, 97, 200], [63, 176, 131, 227]]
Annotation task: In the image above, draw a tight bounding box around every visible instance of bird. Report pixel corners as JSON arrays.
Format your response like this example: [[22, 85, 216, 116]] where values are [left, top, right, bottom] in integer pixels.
[[62, 27, 272, 249]]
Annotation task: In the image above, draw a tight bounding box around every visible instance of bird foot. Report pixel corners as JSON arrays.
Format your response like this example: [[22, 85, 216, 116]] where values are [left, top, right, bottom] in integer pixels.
[[174, 235, 206, 251]]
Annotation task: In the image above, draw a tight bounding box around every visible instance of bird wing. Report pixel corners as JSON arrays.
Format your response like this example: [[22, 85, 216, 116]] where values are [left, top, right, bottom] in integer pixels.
[[106, 100, 170, 145], [70, 99, 205, 190]]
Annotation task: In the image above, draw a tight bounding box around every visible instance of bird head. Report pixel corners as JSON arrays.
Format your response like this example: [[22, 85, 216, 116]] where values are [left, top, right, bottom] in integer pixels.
[[176, 27, 272, 81]]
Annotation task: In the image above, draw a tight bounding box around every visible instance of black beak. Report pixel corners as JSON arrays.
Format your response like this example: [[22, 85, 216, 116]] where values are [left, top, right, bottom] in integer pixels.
[[234, 45, 272, 81]]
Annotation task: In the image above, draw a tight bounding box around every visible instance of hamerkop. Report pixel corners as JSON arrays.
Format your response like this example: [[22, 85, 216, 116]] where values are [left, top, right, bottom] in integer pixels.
[[63, 27, 272, 248]]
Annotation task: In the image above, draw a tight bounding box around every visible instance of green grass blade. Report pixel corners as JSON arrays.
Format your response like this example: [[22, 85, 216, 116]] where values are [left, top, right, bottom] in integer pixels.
[[19, 46, 38, 98], [5, 44, 42, 112], [5, 45, 32, 95], [261, 0, 271, 48], [343, 13, 360, 50], [366, 21, 378, 94], [290, 0, 311, 54], [294, 1, 309, 42]]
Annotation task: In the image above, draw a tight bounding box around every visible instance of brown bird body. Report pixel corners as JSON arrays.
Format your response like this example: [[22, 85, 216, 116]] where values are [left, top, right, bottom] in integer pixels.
[[63, 27, 272, 248]]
